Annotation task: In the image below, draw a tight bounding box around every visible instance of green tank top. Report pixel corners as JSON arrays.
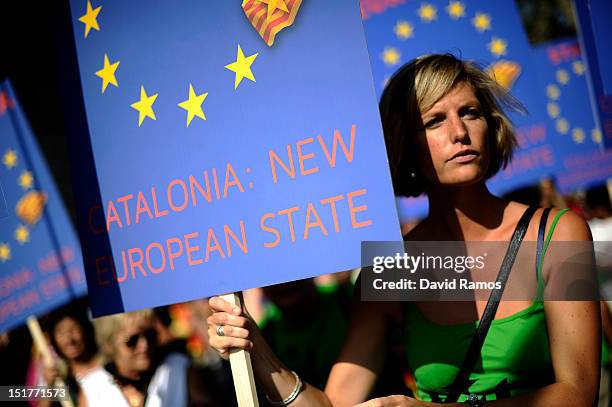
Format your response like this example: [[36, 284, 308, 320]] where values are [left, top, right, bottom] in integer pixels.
[[403, 209, 569, 403]]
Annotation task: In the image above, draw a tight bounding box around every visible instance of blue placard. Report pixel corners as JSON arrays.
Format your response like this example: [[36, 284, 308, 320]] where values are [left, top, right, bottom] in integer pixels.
[[531, 39, 612, 194], [362, 0, 564, 220], [0, 80, 87, 333], [574, 0, 612, 150], [67, 0, 401, 316]]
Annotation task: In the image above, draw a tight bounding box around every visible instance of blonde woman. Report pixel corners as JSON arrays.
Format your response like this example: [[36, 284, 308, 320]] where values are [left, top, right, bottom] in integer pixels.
[[207, 54, 600, 407]]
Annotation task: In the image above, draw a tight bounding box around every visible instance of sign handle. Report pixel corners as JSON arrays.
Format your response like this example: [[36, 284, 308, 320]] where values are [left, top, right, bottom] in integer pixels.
[[26, 316, 75, 407], [219, 293, 260, 407]]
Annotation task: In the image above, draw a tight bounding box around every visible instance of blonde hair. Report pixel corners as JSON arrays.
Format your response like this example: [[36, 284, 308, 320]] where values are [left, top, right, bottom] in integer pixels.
[[93, 309, 154, 359], [380, 54, 524, 197]]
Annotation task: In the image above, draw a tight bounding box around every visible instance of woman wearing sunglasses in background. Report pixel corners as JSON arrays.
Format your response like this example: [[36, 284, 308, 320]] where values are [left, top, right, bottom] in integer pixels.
[[206, 54, 600, 406], [81, 309, 188, 407]]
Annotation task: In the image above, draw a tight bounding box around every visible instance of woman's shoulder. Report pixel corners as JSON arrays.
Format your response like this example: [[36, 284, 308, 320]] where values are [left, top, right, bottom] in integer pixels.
[[542, 207, 592, 242]]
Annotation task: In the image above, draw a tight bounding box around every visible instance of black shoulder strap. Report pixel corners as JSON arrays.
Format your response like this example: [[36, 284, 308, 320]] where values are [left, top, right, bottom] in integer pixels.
[[536, 208, 552, 277], [445, 206, 538, 403]]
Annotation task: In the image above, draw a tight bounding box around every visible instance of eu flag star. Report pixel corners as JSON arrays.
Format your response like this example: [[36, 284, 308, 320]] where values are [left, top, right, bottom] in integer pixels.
[[225, 45, 258, 90], [0, 243, 10, 262], [95, 54, 120, 93], [178, 84, 208, 127], [130, 86, 158, 127], [3, 149, 17, 169], [18, 171, 34, 190], [14, 225, 29, 245], [78, 0, 102, 38]]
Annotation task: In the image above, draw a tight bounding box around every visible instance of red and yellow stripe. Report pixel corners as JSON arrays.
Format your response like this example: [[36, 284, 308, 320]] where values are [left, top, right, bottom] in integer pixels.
[[242, 0, 302, 46]]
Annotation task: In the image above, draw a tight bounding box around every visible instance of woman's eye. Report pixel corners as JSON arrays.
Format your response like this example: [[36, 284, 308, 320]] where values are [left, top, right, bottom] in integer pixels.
[[463, 108, 481, 118], [424, 117, 443, 128]]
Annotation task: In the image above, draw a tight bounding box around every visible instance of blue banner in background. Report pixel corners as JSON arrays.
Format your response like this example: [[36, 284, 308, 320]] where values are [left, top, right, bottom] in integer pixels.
[[0, 80, 86, 333], [574, 0, 612, 150], [531, 39, 611, 194], [68, 0, 400, 316]]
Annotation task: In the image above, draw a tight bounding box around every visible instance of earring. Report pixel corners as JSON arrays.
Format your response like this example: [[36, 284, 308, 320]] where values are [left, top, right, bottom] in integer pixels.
[[409, 172, 417, 179]]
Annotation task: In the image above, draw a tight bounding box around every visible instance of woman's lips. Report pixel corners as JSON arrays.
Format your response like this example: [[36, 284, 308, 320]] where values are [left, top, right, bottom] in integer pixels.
[[448, 149, 479, 163], [450, 153, 478, 163]]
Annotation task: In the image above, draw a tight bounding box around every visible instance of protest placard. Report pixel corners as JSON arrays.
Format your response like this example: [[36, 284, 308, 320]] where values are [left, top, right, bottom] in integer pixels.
[[574, 0, 612, 150], [0, 80, 86, 333], [66, 0, 401, 316]]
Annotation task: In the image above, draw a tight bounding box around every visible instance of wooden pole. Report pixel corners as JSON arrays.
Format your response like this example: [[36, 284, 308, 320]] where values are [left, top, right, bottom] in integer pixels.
[[219, 293, 260, 407], [26, 316, 75, 407]]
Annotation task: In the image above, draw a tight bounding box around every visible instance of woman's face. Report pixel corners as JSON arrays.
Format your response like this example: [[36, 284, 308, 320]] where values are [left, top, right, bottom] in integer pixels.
[[113, 320, 157, 376], [54, 317, 86, 360], [414, 81, 489, 189]]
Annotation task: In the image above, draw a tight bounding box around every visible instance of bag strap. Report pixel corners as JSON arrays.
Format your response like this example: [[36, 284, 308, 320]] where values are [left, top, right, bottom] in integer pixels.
[[445, 205, 538, 403]]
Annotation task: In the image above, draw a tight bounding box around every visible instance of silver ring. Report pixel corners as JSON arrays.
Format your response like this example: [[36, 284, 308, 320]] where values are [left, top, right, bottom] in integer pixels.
[[216, 325, 225, 337]]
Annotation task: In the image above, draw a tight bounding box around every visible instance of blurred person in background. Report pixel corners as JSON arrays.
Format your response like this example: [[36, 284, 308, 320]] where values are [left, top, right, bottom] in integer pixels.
[[38, 302, 100, 407], [83, 309, 183, 407], [153, 306, 237, 407]]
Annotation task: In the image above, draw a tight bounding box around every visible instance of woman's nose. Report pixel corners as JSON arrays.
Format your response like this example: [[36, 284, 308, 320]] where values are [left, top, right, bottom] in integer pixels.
[[448, 114, 468, 143]]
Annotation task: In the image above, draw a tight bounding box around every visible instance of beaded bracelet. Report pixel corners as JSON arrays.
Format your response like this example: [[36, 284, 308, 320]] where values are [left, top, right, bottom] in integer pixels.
[[265, 371, 303, 406]]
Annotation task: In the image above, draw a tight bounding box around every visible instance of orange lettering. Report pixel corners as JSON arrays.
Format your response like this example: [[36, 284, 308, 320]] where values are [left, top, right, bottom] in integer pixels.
[[347, 189, 372, 228]]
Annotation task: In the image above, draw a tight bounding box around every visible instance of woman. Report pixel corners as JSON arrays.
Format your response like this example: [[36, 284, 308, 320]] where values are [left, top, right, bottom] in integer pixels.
[[206, 54, 600, 406], [39, 305, 100, 407], [82, 309, 188, 407]]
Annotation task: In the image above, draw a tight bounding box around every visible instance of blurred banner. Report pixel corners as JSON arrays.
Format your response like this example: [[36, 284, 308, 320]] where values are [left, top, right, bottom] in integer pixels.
[[574, 0, 612, 150], [67, 0, 400, 316], [0, 80, 86, 333], [531, 39, 612, 194]]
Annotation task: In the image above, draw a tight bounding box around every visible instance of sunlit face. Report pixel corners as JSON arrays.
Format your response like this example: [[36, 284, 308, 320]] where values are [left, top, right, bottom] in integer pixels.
[[113, 320, 157, 376], [54, 317, 86, 360], [415, 81, 489, 189]]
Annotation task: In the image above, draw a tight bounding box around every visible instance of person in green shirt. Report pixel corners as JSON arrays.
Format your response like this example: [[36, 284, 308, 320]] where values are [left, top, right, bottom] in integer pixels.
[[207, 54, 600, 407]]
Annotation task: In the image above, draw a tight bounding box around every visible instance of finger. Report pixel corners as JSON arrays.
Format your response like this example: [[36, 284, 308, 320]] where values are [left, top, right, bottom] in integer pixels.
[[210, 312, 250, 329], [208, 296, 241, 315], [209, 334, 252, 352], [215, 324, 250, 339]]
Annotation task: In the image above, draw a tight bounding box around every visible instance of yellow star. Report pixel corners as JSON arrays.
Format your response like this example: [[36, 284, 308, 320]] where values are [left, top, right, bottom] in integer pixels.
[[572, 60, 585, 76], [225, 45, 258, 90], [488, 37, 507, 57], [572, 127, 585, 144], [18, 170, 34, 190], [556, 118, 569, 135], [0, 243, 10, 262], [382, 47, 401, 66], [546, 84, 561, 100], [394, 21, 414, 39], [3, 149, 17, 169], [472, 12, 491, 32], [78, 0, 102, 38], [418, 3, 437, 22], [556, 69, 570, 85], [15, 225, 29, 245], [547, 102, 560, 119], [446, 1, 466, 19], [95, 54, 120, 93], [178, 84, 208, 127], [130, 86, 158, 127], [592, 128, 602, 144], [258, 0, 289, 21]]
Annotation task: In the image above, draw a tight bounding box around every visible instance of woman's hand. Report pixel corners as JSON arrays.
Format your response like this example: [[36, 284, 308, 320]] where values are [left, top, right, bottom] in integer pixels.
[[206, 296, 254, 359], [353, 395, 437, 407]]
